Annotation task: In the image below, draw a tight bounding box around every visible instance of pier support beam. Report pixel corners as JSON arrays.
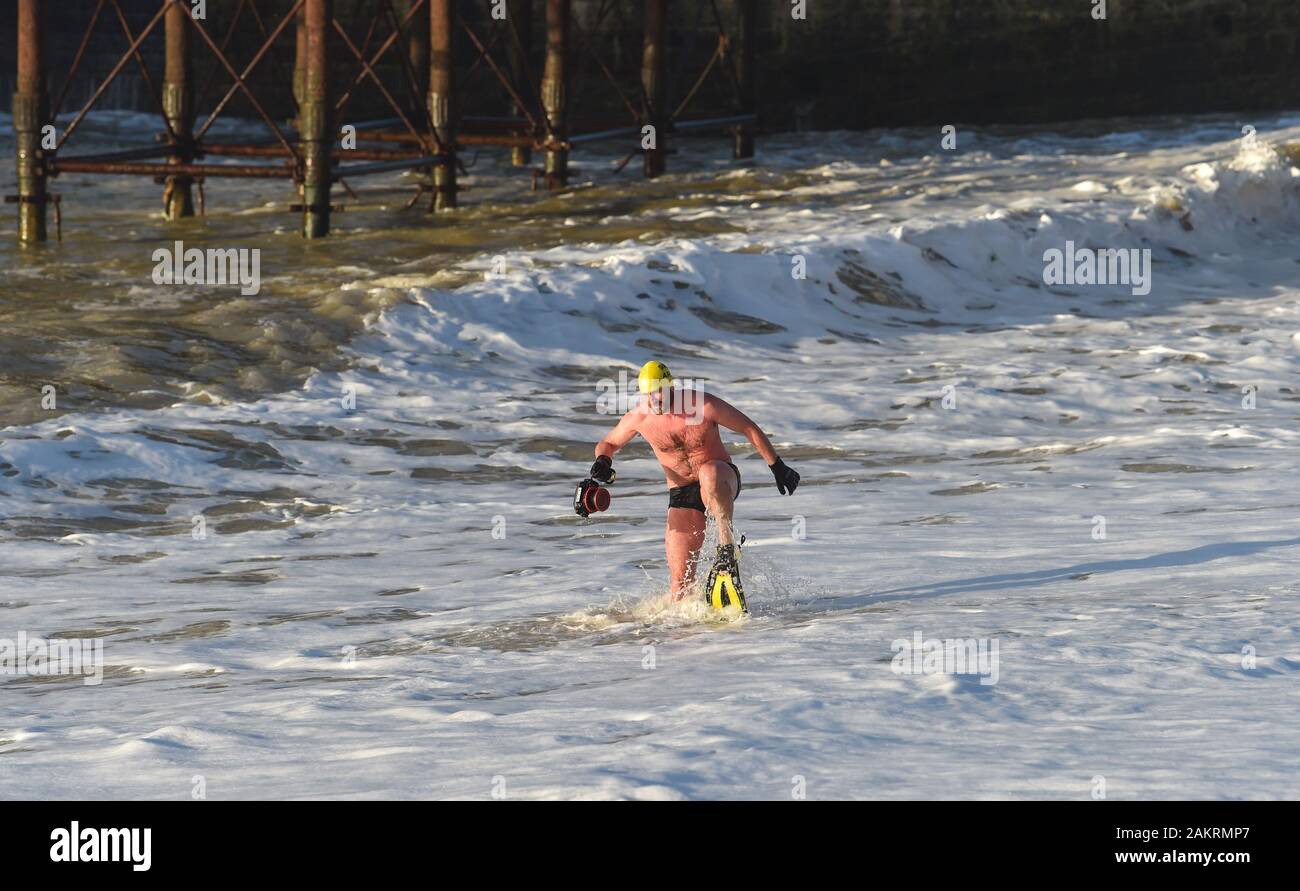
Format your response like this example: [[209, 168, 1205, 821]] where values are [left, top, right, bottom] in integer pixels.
[[429, 0, 457, 210], [507, 0, 533, 168], [163, 1, 195, 219], [641, 0, 668, 178], [15, 0, 48, 243], [293, 4, 308, 114], [541, 0, 568, 188], [407, 0, 430, 123], [734, 0, 756, 160], [300, 0, 332, 237]]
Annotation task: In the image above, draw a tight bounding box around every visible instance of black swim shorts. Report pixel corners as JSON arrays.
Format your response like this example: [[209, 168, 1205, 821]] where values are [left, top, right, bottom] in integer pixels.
[[667, 462, 741, 513]]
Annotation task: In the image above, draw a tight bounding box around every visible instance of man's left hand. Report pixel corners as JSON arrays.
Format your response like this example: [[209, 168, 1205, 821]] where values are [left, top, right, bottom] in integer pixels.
[[770, 457, 799, 495]]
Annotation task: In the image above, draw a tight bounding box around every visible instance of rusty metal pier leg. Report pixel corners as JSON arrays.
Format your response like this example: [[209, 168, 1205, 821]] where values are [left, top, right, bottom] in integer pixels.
[[541, 0, 568, 187], [734, 0, 756, 160], [507, 0, 533, 168], [294, 4, 308, 114], [15, 0, 48, 243], [300, 0, 332, 237], [407, 0, 430, 123], [292, 4, 308, 208], [429, 0, 457, 210], [641, 0, 668, 178], [163, 1, 195, 219]]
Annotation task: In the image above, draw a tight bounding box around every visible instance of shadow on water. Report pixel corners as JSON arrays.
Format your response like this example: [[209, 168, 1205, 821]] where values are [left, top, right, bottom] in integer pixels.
[[830, 537, 1300, 610]]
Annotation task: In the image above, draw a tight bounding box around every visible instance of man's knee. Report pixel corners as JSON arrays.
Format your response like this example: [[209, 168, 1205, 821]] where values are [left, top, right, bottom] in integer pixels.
[[698, 461, 734, 505]]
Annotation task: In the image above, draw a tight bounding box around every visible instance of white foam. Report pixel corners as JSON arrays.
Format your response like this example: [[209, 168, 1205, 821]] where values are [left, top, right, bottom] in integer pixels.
[[2, 116, 1300, 798]]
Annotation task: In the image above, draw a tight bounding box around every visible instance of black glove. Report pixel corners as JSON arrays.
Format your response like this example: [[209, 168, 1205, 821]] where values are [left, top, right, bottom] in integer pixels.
[[769, 457, 799, 495], [590, 454, 616, 484]]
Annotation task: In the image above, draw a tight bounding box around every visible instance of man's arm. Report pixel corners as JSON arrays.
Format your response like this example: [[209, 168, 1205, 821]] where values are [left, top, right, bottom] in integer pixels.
[[705, 394, 800, 495], [588, 410, 641, 483], [704, 395, 779, 463], [595, 410, 640, 460]]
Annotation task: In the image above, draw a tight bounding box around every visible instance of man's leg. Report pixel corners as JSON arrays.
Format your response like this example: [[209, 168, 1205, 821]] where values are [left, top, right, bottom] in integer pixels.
[[666, 506, 707, 600], [698, 460, 739, 545]]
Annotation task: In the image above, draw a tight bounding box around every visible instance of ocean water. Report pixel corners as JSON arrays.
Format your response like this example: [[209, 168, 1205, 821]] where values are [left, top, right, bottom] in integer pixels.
[[1, 111, 1299, 799]]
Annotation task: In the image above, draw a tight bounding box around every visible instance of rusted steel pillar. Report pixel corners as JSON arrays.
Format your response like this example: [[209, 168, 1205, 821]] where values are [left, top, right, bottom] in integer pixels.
[[293, 4, 308, 112], [429, 0, 457, 210], [641, 0, 668, 178], [734, 0, 756, 160], [541, 0, 568, 187], [407, 0, 430, 123], [507, 0, 533, 167], [14, 0, 48, 243], [300, 0, 332, 237], [163, 1, 195, 219]]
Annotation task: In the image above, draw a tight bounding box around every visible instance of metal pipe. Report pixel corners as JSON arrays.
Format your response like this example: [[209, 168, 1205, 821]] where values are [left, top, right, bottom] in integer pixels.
[[54, 145, 176, 164], [672, 113, 757, 131], [568, 124, 643, 145], [199, 143, 433, 161], [507, 0, 533, 167], [293, 2, 308, 113], [463, 114, 616, 130], [332, 18, 430, 155], [407, 0, 430, 123], [163, 0, 195, 218], [352, 129, 561, 149], [461, 133, 563, 149], [564, 115, 754, 147], [190, 0, 303, 157], [348, 130, 430, 145], [301, 0, 332, 236], [541, 0, 569, 187], [15, 0, 47, 243], [641, 0, 668, 178], [428, 0, 457, 209], [350, 116, 407, 131], [51, 160, 295, 178], [50, 156, 450, 180], [244, 117, 407, 145], [55, 1, 169, 151], [334, 155, 447, 177], [734, 0, 756, 159]]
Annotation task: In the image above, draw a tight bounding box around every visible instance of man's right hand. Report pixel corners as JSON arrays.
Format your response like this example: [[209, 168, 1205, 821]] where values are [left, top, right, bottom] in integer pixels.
[[590, 454, 616, 484]]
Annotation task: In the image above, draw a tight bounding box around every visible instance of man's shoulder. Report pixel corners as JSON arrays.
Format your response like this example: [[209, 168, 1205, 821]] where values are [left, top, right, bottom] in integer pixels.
[[698, 389, 728, 410], [623, 400, 651, 423]]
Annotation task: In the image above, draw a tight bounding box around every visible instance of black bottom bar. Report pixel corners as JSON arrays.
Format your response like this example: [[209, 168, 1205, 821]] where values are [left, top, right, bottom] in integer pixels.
[[6, 800, 1285, 876]]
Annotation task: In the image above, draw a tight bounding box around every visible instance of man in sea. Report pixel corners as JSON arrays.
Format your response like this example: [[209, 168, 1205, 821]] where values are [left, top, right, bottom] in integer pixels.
[[585, 360, 800, 605]]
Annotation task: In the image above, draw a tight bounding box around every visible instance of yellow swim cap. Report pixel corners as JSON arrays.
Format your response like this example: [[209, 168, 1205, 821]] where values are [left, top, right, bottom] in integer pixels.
[[637, 360, 673, 394]]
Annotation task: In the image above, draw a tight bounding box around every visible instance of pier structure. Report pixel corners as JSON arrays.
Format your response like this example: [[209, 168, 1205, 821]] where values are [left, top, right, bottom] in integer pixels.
[[10, 0, 761, 242]]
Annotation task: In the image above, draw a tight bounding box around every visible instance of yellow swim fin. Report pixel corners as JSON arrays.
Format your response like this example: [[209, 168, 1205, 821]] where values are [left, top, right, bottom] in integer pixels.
[[704, 543, 747, 613]]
